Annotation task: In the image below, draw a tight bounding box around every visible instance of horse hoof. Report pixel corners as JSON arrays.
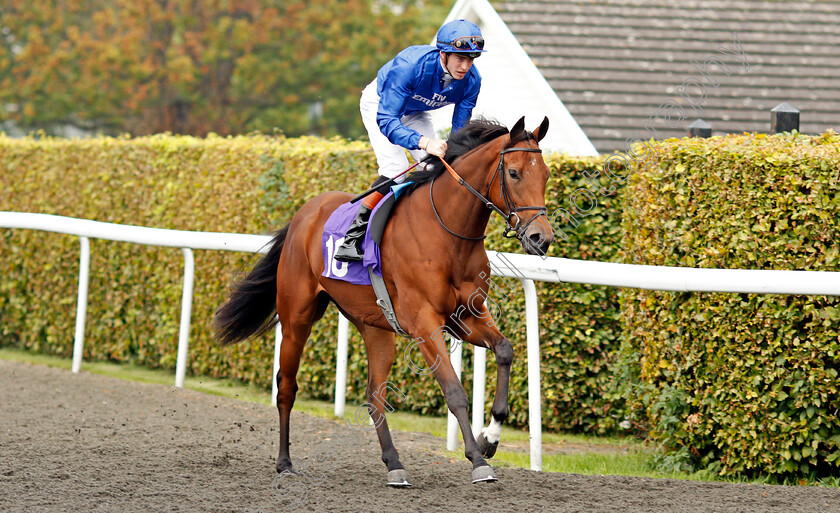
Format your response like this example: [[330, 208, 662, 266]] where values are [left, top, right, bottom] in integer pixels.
[[471, 465, 498, 484], [276, 461, 297, 474], [387, 469, 412, 487], [476, 432, 499, 459]]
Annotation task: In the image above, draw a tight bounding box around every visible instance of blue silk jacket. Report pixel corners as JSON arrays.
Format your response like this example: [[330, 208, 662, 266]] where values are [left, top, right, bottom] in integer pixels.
[[375, 45, 481, 149]]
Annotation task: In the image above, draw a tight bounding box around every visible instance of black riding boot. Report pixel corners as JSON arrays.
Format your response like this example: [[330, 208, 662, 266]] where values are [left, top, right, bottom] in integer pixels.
[[334, 205, 372, 262]]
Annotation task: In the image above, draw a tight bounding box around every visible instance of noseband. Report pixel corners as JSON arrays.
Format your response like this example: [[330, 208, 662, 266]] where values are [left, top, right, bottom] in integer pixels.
[[430, 146, 548, 241]]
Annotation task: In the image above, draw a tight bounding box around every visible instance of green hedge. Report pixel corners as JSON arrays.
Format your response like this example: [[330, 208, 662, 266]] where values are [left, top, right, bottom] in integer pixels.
[[0, 133, 625, 435], [4, 131, 839, 478], [619, 131, 840, 477]]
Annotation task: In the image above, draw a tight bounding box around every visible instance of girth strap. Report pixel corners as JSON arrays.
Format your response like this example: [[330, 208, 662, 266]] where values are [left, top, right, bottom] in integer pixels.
[[368, 267, 409, 337]]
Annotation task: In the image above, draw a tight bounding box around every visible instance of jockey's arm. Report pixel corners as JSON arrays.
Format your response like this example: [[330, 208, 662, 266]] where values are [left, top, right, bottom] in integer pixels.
[[376, 72, 422, 150], [451, 79, 480, 134], [377, 87, 447, 157]]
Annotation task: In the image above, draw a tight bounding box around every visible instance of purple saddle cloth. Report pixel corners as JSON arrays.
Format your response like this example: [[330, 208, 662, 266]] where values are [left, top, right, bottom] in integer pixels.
[[321, 192, 394, 285]]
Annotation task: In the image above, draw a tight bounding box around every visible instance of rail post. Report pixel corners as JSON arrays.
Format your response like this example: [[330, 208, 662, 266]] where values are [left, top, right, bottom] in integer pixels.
[[446, 335, 463, 451], [72, 236, 90, 374], [521, 278, 542, 471], [272, 321, 282, 406], [334, 313, 350, 417], [471, 345, 487, 438], [174, 248, 195, 388]]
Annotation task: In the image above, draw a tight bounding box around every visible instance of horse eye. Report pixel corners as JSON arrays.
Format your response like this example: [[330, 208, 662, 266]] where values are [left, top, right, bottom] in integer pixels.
[[508, 168, 519, 179]]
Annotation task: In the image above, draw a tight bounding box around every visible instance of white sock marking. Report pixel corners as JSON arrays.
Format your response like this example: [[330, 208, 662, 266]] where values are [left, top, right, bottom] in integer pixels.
[[482, 417, 502, 444]]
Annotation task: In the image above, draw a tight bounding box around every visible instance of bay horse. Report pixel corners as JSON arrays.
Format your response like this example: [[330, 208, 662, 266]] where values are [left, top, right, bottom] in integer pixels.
[[214, 116, 553, 485]]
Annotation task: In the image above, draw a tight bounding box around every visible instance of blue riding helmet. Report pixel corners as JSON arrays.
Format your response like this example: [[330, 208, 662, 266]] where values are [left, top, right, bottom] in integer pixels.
[[435, 19, 486, 58]]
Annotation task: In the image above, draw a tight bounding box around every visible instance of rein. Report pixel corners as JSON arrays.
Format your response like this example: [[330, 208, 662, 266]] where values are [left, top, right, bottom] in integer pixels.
[[430, 146, 547, 241]]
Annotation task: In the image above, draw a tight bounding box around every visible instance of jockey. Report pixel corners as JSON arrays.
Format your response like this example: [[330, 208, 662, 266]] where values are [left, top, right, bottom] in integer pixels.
[[334, 19, 486, 262]]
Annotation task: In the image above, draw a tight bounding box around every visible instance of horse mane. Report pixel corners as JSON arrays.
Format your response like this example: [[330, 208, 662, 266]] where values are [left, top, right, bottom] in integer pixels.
[[402, 117, 535, 194]]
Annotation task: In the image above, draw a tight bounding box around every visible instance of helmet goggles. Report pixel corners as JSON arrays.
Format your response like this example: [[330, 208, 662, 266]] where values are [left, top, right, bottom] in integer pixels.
[[439, 35, 485, 52]]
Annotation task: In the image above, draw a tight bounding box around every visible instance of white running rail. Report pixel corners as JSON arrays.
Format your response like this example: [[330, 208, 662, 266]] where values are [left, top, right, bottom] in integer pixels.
[[4, 211, 840, 472], [0, 212, 271, 388]]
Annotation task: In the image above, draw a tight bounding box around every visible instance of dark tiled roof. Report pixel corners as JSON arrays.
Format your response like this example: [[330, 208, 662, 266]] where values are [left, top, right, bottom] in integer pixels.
[[494, 0, 840, 153]]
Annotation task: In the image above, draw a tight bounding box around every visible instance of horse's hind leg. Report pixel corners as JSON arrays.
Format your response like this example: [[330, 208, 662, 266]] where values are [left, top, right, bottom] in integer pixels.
[[275, 291, 330, 474], [356, 324, 410, 486]]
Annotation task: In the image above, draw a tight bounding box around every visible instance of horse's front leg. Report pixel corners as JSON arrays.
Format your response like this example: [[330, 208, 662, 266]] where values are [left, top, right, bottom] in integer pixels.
[[406, 318, 497, 483], [477, 335, 512, 458], [455, 309, 513, 460]]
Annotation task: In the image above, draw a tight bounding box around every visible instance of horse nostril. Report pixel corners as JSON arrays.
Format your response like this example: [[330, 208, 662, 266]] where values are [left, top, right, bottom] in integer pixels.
[[529, 232, 546, 246], [528, 231, 552, 255]]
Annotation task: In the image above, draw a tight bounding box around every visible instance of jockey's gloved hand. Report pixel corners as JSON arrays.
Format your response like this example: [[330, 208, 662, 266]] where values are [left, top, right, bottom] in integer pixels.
[[420, 136, 447, 158]]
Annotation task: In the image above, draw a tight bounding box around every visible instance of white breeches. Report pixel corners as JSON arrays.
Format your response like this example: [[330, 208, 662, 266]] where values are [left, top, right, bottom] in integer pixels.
[[360, 80, 435, 182]]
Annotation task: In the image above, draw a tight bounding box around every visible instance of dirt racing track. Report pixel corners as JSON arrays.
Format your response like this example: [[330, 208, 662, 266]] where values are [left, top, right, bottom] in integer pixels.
[[2, 358, 839, 513]]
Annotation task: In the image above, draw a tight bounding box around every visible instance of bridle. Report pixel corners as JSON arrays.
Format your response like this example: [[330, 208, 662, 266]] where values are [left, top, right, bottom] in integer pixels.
[[429, 143, 548, 241]]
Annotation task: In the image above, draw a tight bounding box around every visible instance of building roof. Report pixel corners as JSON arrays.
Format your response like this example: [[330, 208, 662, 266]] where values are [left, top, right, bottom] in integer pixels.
[[434, 0, 600, 156], [491, 0, 840, 153]]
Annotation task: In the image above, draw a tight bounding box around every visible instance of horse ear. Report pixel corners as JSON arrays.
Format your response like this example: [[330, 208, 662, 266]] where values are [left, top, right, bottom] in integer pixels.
[[510, 116, 526, 140], [533, 116, 550, 142]]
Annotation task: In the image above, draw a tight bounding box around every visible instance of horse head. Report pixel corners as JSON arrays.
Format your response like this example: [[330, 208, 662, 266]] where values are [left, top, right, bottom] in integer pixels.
[[488, 116, 554, 256]]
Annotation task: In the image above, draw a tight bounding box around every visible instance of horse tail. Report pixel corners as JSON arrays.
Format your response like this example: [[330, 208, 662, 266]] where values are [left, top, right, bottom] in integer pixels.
[[214, 224, 289, 345]]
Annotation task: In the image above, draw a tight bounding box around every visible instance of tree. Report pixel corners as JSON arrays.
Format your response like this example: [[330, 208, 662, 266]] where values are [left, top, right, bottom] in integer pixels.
[[0, 0, 452, 137]]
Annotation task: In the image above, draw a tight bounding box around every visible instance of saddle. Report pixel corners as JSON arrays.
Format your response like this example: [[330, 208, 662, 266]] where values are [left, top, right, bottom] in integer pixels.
[[369, 193, 396, 247], [321, 185, 409, 336]]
